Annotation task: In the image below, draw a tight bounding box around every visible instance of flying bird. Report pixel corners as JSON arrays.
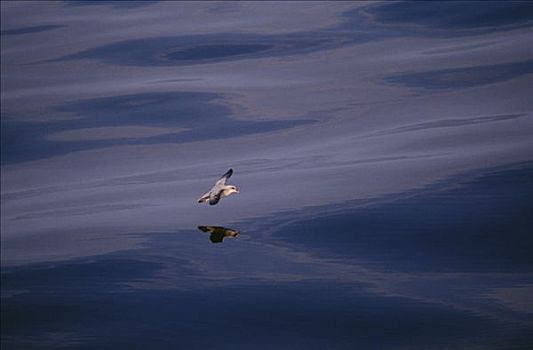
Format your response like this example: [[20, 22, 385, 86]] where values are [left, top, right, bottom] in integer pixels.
[[197, 168, 239, 205], [198, 225, 239, 243]]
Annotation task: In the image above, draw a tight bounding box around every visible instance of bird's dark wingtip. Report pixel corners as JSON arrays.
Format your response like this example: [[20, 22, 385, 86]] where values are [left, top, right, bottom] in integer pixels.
[[223, 168, 233, 179]]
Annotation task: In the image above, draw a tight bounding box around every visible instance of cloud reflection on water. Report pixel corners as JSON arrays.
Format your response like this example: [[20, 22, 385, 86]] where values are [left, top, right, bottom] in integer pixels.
[[386, 59, 533, 90], [1, 91, 313, 164]]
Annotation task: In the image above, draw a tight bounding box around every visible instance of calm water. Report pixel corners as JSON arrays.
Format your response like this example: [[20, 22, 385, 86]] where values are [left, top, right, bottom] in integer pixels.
[[2, 2, 533, 349], [2, 163, 532, 349]]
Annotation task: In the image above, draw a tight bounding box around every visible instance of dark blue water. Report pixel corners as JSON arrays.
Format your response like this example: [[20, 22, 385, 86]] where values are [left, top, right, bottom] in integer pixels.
[[3, 164, 532, 349], [275, 164, 533, 273]]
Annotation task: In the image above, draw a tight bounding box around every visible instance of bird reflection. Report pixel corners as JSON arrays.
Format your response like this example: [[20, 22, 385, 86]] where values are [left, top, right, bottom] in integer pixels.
[[197, 226, 239, 243]]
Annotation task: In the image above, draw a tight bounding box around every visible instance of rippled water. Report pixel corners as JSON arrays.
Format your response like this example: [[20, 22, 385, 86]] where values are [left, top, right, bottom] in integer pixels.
[[1, 1, 532, 349]]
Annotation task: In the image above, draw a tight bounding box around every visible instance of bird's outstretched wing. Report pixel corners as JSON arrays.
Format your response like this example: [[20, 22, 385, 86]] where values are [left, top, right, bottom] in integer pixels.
[[198, 226, 213, 233], [215, 168, 233, 186], [209, 189, 223, 205], [197, 191, 211, 203]]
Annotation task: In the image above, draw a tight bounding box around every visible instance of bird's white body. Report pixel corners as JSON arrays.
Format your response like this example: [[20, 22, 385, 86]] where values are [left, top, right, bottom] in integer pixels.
[[222, 187, 239, 197]]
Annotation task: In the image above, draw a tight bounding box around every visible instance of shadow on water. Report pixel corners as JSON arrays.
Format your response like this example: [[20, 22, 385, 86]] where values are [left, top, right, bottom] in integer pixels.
[[197, 225, 240, 244]]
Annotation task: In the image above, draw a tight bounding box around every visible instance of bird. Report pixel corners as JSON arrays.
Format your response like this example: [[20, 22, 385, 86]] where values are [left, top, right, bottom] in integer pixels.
[[197, 225, 239, 243], [197, 168, 239, 205]]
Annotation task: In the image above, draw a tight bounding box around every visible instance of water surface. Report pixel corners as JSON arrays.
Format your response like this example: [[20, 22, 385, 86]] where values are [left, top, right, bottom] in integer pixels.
[[1, 1, 532, 349]]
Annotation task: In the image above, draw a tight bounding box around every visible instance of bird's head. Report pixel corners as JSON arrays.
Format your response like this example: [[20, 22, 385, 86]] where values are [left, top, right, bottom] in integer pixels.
[[228, 186, 239, 194]]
